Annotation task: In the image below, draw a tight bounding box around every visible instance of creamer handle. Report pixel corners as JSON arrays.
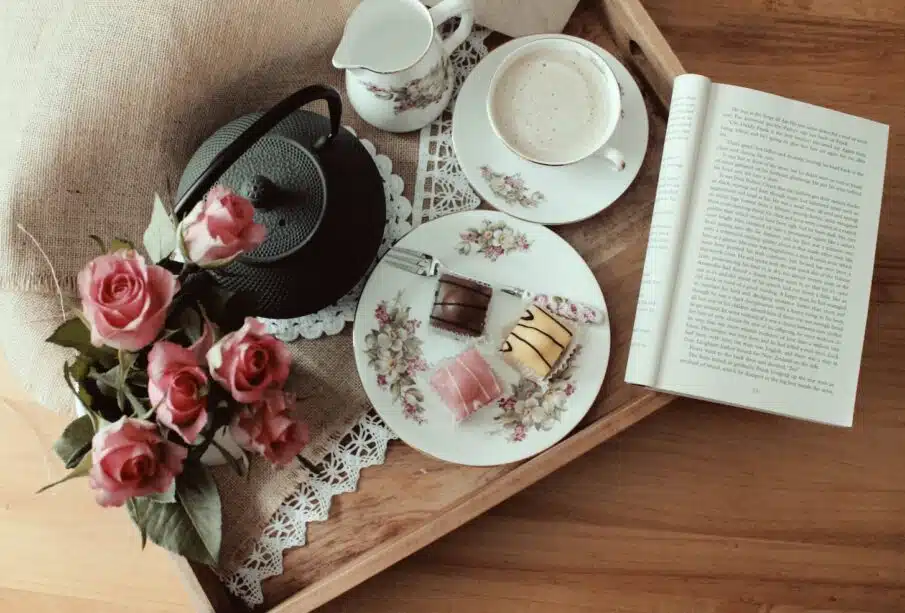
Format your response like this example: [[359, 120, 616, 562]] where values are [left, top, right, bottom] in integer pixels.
[[428, 0, 474, 55]]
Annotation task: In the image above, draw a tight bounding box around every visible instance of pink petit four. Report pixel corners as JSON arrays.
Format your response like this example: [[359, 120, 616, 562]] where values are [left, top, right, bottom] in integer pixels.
[[429, 348, 502, 422]]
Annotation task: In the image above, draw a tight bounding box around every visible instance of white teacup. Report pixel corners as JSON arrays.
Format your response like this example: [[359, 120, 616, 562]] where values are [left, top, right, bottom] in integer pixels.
[[487, 37, 626, 170]]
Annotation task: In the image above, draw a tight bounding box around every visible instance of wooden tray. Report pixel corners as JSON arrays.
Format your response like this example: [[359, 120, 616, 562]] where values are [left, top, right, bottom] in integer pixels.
[[177, 1, 684, 610]]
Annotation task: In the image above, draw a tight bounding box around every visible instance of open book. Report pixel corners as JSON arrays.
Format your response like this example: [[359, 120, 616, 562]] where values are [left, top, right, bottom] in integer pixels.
[[626, 74, 889, 427]]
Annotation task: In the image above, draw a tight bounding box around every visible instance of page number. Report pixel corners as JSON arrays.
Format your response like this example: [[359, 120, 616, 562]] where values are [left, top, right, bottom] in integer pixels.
[[752, 387, 761, 394]]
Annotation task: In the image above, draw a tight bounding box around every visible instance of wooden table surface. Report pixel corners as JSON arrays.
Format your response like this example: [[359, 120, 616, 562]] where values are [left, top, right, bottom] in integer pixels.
[[3, 0, 904, 611]]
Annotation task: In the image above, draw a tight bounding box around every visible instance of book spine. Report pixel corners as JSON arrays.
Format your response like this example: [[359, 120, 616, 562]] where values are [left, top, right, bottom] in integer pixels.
[[626, 74, 712, 386]]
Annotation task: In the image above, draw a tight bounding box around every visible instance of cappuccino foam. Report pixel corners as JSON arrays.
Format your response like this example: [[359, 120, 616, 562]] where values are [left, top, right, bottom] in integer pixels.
[[490, 47, 610, 164]]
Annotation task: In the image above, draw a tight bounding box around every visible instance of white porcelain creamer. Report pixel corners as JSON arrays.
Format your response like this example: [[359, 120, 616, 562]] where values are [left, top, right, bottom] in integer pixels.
[[333, 0, 474, 133]]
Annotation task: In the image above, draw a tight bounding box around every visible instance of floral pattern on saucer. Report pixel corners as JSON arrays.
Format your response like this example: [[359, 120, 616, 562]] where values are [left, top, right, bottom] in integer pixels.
[[457, 219, 531, 261], [364, 57, 449, 115], [365, 295, 429, 424], [479, 165, 546, 208], [493, 345, 582, 442]]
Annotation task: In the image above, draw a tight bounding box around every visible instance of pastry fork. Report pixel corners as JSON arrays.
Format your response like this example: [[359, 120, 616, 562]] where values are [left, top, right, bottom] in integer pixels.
[[384, 246, 606, 324]]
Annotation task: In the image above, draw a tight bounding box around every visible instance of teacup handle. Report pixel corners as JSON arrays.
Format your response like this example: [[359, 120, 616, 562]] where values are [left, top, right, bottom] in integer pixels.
[[428, 0, 474, 55], [596, 147, 626, 172]]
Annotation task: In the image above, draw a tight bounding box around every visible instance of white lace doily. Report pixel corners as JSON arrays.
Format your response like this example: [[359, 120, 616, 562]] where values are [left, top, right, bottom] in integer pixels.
[[260, 127, 413, 341], [219, 412, 396, 606], [413, 26, 491, 223], [223, 29, 493, 608]]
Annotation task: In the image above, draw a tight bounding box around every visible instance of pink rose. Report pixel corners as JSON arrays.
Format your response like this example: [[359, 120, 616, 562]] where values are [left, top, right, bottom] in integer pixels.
[[206, 317, 291, 403], [179, 185, 266, 267], [88, 417, 187, 507], [77, 249, 178, 351], [230, 390, 309, 466], [148, 341, 209, 444]]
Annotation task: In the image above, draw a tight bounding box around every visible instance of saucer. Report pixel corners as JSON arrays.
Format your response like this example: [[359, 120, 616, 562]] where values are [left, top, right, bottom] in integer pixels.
[[352, 210, 611, 466], [452, 35, 649, 226]]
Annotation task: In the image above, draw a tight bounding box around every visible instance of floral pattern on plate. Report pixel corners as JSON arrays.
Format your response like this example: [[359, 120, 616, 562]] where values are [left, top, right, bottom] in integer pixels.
[[479, 165, 546, 208], [365, 294, 429, 424], [492, 345, 582, 442], [364, 57, 449, 115], [456, 219, 531, 261]]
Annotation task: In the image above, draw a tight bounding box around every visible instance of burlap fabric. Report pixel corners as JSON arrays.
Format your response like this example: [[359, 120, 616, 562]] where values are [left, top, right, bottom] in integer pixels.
[[0, 0, 419, 571], [214, 332, 370, 571]]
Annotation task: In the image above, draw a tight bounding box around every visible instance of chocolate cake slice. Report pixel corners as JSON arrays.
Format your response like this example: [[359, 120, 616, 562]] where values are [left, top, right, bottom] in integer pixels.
[[430, 273, 492, 337]]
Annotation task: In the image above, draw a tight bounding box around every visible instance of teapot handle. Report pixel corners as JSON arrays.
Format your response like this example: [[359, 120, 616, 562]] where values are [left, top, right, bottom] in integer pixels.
[[174, 84, 342, 219]]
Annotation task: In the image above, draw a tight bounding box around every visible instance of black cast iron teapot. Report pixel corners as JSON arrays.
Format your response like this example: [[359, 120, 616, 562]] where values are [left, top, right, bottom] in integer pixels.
[[172, 85, 386, 320]]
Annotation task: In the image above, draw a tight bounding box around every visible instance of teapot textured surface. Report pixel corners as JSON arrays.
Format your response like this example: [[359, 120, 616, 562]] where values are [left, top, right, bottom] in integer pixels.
[[175, 86, 386, 319]]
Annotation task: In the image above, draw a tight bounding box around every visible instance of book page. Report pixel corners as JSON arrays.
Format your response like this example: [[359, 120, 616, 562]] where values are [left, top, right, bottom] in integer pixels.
[[625, 74, 712, 385], [659, 84, 889, 426]]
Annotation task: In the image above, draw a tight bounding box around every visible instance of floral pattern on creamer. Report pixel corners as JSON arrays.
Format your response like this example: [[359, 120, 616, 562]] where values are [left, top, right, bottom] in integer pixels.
[[532, 295, 605, 325], [364, 57, 450, 115], [364, 295, 429, 424], [492, 345, 582, 442], [456, 219, 531, 262], [479, 165, 546, 209]]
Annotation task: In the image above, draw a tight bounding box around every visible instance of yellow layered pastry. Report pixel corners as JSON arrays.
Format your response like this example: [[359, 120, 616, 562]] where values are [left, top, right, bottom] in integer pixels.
[[501, 304, 575, 379]]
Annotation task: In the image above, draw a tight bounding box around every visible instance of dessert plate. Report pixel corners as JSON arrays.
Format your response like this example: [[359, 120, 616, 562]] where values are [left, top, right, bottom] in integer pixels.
[[352, 211, 611, 466], [452, 34, 649, 226]]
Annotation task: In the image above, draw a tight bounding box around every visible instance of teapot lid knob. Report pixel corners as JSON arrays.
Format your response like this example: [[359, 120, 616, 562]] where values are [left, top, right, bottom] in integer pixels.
[[243, 175, 283, 210]]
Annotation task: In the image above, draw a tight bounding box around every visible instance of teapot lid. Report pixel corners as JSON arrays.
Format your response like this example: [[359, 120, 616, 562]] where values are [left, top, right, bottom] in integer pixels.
[[177, 117, 327, 264]]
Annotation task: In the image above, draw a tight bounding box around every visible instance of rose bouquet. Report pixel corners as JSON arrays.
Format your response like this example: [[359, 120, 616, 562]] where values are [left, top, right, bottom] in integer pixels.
[[39, 187, 308, 565]]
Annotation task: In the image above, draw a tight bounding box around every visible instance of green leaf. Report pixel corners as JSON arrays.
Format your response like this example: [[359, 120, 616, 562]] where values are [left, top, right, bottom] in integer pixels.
[[142, 193, 177, 263], [142, 481, 176, 504], [119, 350, 138, 380], [123, 385, 149, 418], [110, 237, 135, 252], [175, 463, 221, 564], [127, 463, 221, 565], [62, 361, 79, 397], [88, 234, 106, 254], [52, 414, 95, 469], [178, 308, 203, 343], [46, 318, 115, 363], [93, 365, 121, 395], [116, 350, 138, 411], [63, 360, 94, 409], [37, 453, 91, 494], [126, 498, 148, 549], [46, 317, 92, 350], [69, 354, 92, 381]]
